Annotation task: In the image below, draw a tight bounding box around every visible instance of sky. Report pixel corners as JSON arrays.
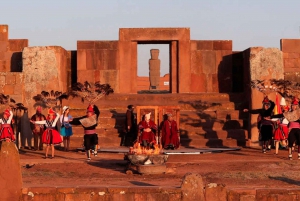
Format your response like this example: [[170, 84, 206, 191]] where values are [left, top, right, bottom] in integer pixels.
[[2, 0, 300, 76]]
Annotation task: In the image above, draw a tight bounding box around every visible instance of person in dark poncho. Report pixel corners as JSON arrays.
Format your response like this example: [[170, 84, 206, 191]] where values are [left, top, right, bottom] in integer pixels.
[[244, 96, 275, 153], [70, 104, 100, 161]]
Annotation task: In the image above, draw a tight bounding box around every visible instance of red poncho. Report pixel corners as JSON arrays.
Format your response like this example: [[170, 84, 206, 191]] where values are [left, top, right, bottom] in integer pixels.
[[161, 120, 180, 149]]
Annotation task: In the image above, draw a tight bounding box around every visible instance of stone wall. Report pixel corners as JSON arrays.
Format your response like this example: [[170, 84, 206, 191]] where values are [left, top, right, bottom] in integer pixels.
[[190, 40, 232, 93], [0, 25, 28, 72], [77, 41, 119, 92], [244, 47, 284, 145], [22, 46, 68, 115], [281, 39, 300, 82]]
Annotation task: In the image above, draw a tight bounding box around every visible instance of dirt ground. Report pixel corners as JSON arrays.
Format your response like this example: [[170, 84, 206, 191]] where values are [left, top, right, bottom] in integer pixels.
[[20, 147, 300, 189]]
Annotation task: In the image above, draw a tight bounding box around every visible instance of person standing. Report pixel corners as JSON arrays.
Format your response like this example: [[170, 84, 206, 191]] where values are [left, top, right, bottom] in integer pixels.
[[0, 107, 15, 142], [30, 106, 46, 151], [60, 106, 73, 151], [138, 112, 157, 148], [69, 104, 100, 161], [244, 96, 275, 153], [31, 108, 62, 158], [123, 105, 137, 146], [272, 98, 300, 160], [161, 113, 180, 150]]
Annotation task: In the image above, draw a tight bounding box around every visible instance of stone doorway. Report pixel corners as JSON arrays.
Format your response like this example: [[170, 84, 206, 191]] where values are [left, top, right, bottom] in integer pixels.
[[137, 43, 170, 94], [119, 28, 191, 94]]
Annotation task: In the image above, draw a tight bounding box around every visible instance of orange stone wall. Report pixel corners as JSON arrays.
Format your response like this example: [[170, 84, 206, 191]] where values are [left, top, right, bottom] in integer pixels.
[[190, 40, 232, 92], [77, 41, 119, 92], [281, 39, 300, 82]]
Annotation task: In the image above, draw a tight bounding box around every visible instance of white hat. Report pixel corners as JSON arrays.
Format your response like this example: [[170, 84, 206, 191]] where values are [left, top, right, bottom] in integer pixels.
[[145, 112, 151, 120], [62, 106, 69, 113], [280, 97, 286, 106]]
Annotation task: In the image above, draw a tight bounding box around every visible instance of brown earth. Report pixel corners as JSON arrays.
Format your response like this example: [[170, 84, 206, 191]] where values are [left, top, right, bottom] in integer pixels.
[[20, 147, 300, 189]]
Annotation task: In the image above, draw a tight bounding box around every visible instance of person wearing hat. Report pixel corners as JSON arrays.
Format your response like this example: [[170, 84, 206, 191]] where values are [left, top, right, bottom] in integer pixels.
[[0, 107, 15, 142], [30, 106, 46, 151], [31, 108, 62, 159], [138, 112, 157, 148], [272, 97, 300, 160], [244, 96, 275, 153], [69, 104, 100, 161], [123, 105, 137, 146], [273, 97, 289, 154], [161, 113, 180, 150], [60, 106, 73, 151]]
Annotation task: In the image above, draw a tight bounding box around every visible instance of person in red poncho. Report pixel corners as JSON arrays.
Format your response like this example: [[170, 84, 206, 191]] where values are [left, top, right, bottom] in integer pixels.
[[0, 107, 15, 142], [161, 113, 180, 150], [31, 108, 62, 159], [138, 112, 157, 147]]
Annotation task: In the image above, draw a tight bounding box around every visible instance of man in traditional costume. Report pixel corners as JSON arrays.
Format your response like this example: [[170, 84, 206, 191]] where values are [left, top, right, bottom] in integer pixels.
[[272, 98, 300, 160], [31, 108, 62, 159], [123, 105, 137, 146], [161, 113, 180, 150], [30, 106, 46, 151], [0, 108, 15, 142], [138, 112, 157, 148], [70, 104, 100, 161], [244, 96, 275, 153]]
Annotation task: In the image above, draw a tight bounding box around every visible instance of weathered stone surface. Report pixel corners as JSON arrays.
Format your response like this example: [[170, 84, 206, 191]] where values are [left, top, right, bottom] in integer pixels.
[[100, 70, 119, 93], [205, 183, 227, 201], [0, 141, 22, 201], [181, 173, 205, 201], [0, 41, 9, 52], [191, 50, 202, 75], [137, 164, 167, 174], [23, 46, 68, 116], [202, 51, 216, 74]]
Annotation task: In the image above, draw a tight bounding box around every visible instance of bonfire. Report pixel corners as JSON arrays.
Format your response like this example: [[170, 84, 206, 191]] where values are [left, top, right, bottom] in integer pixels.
[[129, 141, 162, 155]]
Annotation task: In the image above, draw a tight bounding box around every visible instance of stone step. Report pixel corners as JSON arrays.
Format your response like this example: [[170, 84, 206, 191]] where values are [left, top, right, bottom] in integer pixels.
[[180, 119, 245, 130], [180, 138, 250, 148]]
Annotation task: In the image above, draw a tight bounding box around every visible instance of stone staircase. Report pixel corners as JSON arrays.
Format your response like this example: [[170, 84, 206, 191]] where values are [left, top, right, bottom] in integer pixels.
[[65, 93, 250, 149]]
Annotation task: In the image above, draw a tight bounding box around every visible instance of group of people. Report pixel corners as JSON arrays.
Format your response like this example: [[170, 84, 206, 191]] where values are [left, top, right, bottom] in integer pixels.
[[244, 95, 300, 160], [124, 105, 180, 150], [0, 104, 100, 161]]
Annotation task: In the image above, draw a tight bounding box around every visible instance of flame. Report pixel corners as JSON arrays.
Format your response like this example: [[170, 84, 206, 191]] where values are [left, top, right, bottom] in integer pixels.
[[129, 141, 162, 155]]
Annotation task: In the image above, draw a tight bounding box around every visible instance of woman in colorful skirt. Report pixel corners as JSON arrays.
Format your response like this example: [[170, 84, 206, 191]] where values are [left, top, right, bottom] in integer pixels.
[[60, 106, 73, 151], [31, 108, 62, 159], [273, 97, 289, 155], [0, 108, 15, 142]]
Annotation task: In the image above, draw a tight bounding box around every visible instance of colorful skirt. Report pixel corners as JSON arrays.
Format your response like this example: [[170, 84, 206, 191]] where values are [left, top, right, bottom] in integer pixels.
[[273, 124, 288, 141], [60, 126, 73, 137], [0, 124, 15, 141], [42, 128, 62, 145]]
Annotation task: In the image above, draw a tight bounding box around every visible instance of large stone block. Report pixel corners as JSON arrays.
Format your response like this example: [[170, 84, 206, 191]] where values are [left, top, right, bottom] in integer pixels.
[[181, 173, 205, 201], [8, 39, 28, 51], [3, 84, 14, 94], [77, 41, 95, 49], [0, 141, 22, 201], [0, 25, 8, 41], [191, 50, 202, 74], [213, 40, 232, 50], [5, 73, 16, 84], [100, 70, 119, 93], [197, 40, 214, 50], [190, 73, 207, 92], [0, 60, 7, 71], [205, 183, 227, 201], [202, 50, 216, 74], [0, 41, 9, 52], [281, 39, 300, 53], [23, 46, 68, 116], [95, 41, 118, 50], [86, 49, 95, 70]]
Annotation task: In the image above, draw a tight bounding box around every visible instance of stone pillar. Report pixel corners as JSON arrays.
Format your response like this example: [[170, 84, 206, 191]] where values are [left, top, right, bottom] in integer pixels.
[[0, 141, 22, 201], [22, 46, 68, 116], [149, 49, 161, 90], [247, 47, 284, 146]]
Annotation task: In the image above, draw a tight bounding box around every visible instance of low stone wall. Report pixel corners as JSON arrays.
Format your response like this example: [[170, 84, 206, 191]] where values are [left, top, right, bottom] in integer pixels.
[[20, 186, 300, 201]]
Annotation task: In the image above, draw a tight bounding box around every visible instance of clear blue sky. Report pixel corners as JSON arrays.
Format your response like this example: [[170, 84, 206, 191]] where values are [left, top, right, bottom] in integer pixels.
[[2, 0, 300, 76]]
